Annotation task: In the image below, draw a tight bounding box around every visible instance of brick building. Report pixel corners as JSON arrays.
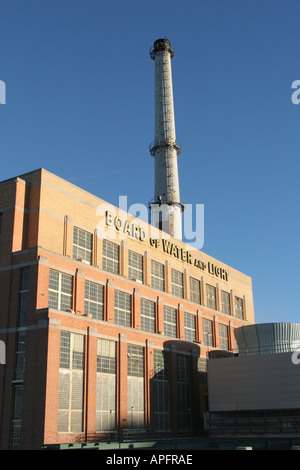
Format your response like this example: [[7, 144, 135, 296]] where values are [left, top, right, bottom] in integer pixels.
[[0, 168, 255, 449]]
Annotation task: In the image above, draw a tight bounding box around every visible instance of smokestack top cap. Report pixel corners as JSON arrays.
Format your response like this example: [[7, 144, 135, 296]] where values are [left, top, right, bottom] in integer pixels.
[[150, 38, 174, 59]]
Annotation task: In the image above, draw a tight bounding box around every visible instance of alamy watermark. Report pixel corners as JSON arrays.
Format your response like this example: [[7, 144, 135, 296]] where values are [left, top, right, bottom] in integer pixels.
[[0, 80, 6, 104], [291, 80, 300, 105], [96, 196, 204, 250]]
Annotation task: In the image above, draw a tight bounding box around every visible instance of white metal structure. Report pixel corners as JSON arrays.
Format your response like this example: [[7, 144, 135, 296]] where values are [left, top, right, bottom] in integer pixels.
[[149, 38, 184, 240]]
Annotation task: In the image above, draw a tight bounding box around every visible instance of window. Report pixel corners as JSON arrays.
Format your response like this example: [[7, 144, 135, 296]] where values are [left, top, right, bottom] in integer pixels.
[[190, 277, 201, 304], [0, 213, 2, 238], [58, 332, 84, 433], [203, 318, 214, 347], [164, 305, 177, 338], [96, 339, 116, 431], [114, 290, 131, 327], [221, 290, 231, 315], [235, 296, 244, 319], [206, 284, 216, 310], [19, 267, 29, 327], [184, 313, 196, 342], [127, 345, 144, 429], [102, 240, 119, 274], [49, 270, 73, 311], [128, 251, 143, 282], [151, 260, 164, 292], [11, 386, 24, 449], [154, 350, 169, 430], [73, 227, 92, 264], [177, 354, 192, 429], [219, 324, 229, 350], [84, 281, 104, 320], [141, 298, 156, 333], [171, 269, 183, 298]]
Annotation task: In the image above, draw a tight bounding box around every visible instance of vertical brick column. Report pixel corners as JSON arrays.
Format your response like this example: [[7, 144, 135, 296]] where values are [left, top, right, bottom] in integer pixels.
[[216, 283, 221, 312], [243, 295, 247, 321], [132, 288, 141, 329], [93, 229, 102, 268], [164, 261, 171, 294], [201, 276, 206, 306], [36, 256, 49, 311], [44, 319, 61, 442], [117, 334, 127, 430], [11, 178, 26, 253], [63, 215, 73, 258], [106, 279, 114, 323], [145, 339, 154, 429], [228, 321, 236, 351], [120, 241, 128, 278], [230, 289, 235, 316], [196, 310, 203, 344], [74, 268, 85, 315], [157, 296, 164, 334], [177, 303, 185, 340], [85, 327, 97, 436], [143, 251, 151, 286], [183, 269, 190, 300], [214, 315, 220, 349]]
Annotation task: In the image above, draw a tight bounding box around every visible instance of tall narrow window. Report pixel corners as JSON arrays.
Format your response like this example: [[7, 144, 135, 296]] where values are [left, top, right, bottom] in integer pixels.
[[154, 350, 170, 430], [127, 345, 144, 429], [0, 213, 3, 239], [84, 281, 104, 320], [73, 227, 92, 264], [114, 290, 131, 327], [184, 313, 196, 342], [58, 332, 84, 433], [164, 305, 177, 338], [206, 285, 216, 310], [190, 277, 201, 304], [219, 324, 229, 350], [10, 386, 24, 450], [141, 298, 156, 333], [49, 270, 73, 311], [203, 318, 214, 347], [96, 339, 116, 431], [171, 269, 183, 298], [177, 354, 192, 430], [128, 251, 143, 282], [235, 296, 244, 319], [221, 290, 231, 315], [151, 260, 164, 292], [102, 240, 119, 274]]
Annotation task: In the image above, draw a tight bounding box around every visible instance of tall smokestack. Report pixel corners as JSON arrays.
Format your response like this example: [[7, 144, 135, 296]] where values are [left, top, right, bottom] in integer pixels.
[[149, 38, 184, 240]]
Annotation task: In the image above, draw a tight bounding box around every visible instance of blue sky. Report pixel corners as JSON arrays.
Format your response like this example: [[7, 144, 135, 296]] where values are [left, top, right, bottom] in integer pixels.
[[1, 0, 299, 325]]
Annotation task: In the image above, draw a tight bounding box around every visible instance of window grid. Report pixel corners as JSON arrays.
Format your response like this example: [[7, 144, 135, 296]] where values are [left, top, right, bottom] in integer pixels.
[[235, 296, 244, 319], [128, 251, 143, 282], [171, 269, 183, 298], [219, 324, 229, 350], [49, 270, 73, 311], [141, 298, 156, 333], [73, 227, 92, 264], [203, 318, 214, 347], [164, 306, 177, 338], [206, 284, 216, 310], [184, 313, 196, 342], [190, 277, 201, 304], [102, 240, 119, 274], [151, 260, 164, 292], [221, 290, 231, 315], [97, 339, 116, 374], [84, 281, 104, 320], [114, 290, 131, 327]]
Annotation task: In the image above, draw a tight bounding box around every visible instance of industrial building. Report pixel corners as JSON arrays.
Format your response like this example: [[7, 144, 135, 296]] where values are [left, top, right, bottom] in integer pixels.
[[206, 323, 300, 438], [0, 39, 255, 450]]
